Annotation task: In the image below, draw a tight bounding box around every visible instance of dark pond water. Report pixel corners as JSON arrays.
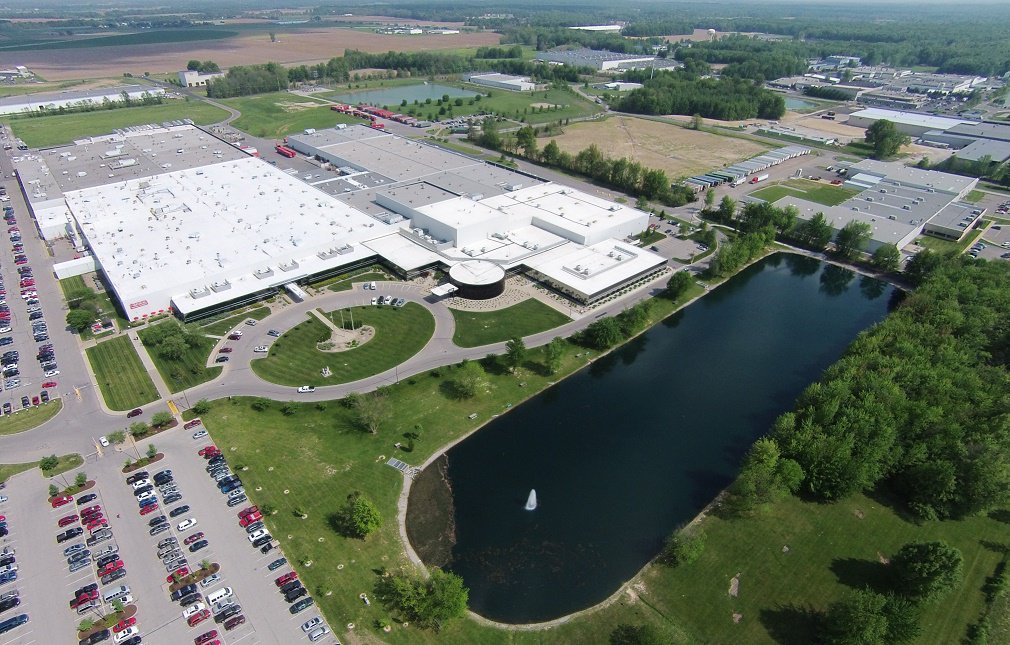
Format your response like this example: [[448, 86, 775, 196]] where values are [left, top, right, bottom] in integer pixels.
[[429, 254, 898, 623]]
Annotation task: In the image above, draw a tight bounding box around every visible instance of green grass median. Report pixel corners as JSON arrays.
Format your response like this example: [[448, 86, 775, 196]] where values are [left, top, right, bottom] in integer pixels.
[[86, 336, 159, 411], [0, 399, 62, 436], [451, 299, 571, 347]]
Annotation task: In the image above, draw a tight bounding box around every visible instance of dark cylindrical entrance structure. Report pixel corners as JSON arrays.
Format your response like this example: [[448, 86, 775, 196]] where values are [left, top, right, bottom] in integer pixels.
[[449, 260, 505, 300]]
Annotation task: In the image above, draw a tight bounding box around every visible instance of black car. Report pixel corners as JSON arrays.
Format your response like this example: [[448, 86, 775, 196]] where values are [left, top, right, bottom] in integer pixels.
[[119, 637, 141, 645], [78, 628, 110, 645], [169, 505, 190, 518], [77, 493, 97, 505], [18, 397, 27, 408], [226, 495, 247, 507], [0, 596, 18, 613], [100, 569, 126, 586], [279, 580, 301, 595], [215, 605, 242, 623], [95, 554, 118, 569], [170, 584, 197, 602], [178, 592, 201, 607], [267, 557, 287, 572], [163, 493, 182, 505], [57, 527, 84, 543], [132, 485, 153, 497], [284, 586, 307, 603], [27, 312, 42, 321], [188, 540, 208, 553], [0, 613, 27, 633], [260, 542, 274, 554], [148, 515, 167, 527], [125, 472, 149, 485], [0, 556, 13, 567], [289, 597, 314, 614], [207, 456, 225, 467], [251, 535, 271, 548], [40, 391, 49, 403]]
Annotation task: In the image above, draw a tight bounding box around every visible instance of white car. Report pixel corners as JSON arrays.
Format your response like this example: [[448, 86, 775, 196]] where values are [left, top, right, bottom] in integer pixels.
[[136, 490, 155, 501], [99, 436, 110, 447], [244, 319, 257, 326], [0, 495, 7, 503], [181, 602, 206, 619], [44, 369, 60, 377], [247, 529, 268, 542], [370, 297, 377, 305], [192, 429, 208, 439], [0, 327, 9, 334], [177, 518, 198, 532], [253, 346, 268, 353], [301, 616, 323, 632], [199, 573, 221, 589], [114, 626, 139, 643], [131, 479, 151, 490], [231, 330, 243, 337], [297, 385, 315, 393]]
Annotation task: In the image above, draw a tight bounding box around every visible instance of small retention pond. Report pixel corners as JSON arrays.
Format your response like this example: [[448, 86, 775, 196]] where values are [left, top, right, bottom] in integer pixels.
[[331, 83, 478, 107], [784, 96, 817, 110], [407, 254, 900, 623]]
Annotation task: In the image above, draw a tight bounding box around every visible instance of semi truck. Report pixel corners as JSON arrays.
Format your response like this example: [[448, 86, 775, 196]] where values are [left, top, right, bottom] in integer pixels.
[[750, 173, 770, 184], [274, 145, 297, 158]]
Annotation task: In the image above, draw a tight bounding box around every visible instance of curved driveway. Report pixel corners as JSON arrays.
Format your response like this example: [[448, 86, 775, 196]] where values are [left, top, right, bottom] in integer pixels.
[[0, 270, 674, 462]]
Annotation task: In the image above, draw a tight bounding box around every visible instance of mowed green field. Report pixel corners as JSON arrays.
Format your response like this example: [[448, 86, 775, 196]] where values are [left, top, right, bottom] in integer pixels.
[[198, 306, 272, 337], [222, 92, 363, 139], [138, 325, 221, 393], [450, 299, 571, 347], [86, 336, 159, 411], [750, 179, 859, 207], [250, 304, 435, 386], [8, 100, 230, 148]]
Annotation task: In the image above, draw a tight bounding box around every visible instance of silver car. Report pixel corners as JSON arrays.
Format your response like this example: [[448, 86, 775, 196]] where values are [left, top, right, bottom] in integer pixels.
[[308, 626, 330, 642]]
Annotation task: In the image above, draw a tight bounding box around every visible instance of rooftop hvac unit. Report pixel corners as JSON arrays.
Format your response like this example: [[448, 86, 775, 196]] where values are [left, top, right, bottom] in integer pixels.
[[902, 205, 911, 210]]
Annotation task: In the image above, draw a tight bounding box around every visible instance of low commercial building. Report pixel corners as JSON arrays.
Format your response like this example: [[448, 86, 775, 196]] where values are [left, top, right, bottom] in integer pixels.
[[845, 108, 975, 137], [464, 73, 536, 92], [535, 48, 656, 71], [177, 70, 224, 87], [569, 25, 623, 32], [770, 159, 979, 251], [0, 84, 164, 116]]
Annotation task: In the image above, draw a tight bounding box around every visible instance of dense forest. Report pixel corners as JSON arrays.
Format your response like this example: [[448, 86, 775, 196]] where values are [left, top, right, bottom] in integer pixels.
[[617, 72, 786, 120], [759, 253, 1010, 520], [675, 35, 808, 83]]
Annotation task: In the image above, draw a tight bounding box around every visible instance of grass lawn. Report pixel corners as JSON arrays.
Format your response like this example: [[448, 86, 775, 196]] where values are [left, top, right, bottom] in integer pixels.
[[326, 272, 390, 292], [250, 304, 435, 386], [138, 324, 221, 393], [86, 336, 159, 411], [915, 223, 987, 254], [59, 274, 126, 333], [198, 306, 271, 337], [636, 229, 667, 245], [0, 399, 62, 436], [8, 100, 230, 148], [193, 284, 716, 644], [0, 460, 38, 484], [222, 92, 361, 139], [41, 453, 84, 478], [750, 179, 858, 207], [450, 299, 571, 347], [965, 189, 986, 203], [374, 85, 600, 126]]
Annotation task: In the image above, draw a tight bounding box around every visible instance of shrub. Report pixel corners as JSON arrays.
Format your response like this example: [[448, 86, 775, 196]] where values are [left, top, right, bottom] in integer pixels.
[[39, 454, 59, 472]]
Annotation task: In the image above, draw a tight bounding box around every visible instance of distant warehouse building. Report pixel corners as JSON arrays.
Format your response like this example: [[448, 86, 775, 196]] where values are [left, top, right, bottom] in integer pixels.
[[0, 84, 164, 116], [845, 108, 975, 137], [465, 73, 537, 92], [536, 48, 656, 71], [178, 70, 225, 87]]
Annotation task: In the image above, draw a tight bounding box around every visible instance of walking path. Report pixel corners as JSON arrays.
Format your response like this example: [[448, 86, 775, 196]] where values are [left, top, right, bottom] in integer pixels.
[[126, 332, 172, 401]]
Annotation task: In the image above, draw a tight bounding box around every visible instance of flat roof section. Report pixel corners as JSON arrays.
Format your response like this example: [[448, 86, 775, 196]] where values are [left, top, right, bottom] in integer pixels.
[[851, 159, 976, 195], [450, 260, 505, 286], [847, 108, 973, 132], [527, 239, 666, 299]]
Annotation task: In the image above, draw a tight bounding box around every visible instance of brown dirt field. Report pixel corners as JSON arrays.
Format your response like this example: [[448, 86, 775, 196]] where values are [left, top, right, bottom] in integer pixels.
[[17, 27, 500, 81], [549, 116, 768, 179]]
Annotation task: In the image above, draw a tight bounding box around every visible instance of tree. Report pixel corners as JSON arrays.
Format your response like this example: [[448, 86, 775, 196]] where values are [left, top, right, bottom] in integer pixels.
[[691, 113, 704, 130], [822, 589, 920, 645], [515, 125, 537, 159], [452, 361, 486, 399], [75, 471, 87, 487], [544, 337, 564, 375], [660, 527, 705, 567], [541, 139, 562, 166], [354, 391, 391, 434], [504, 336, 527, 372], [865, 119, 910, 159], [191, 399, 211, 414], [580, 317, 624, 350], [129, 421, 148, 437], [49, 483, 59, 497], [891, 541, 964, 601], [146, 443, 157, 458], [704, 188, 716, 209], [111, 598, 125, 613], [666, 271, 694, 300], [377, 568, 469, 630], [716, 195, 737, 223], [187, 60, 201, 71], [108, 431, 125, 444], [66, 309, 93, 333], [870, 244, 901, 272], [339, 492, 381, 538], [78, 619, 95, 631], [728, 437, 804, 512], [793, 212, 833, 250], [39, 454, 58, 471], [151, 411, 174, 427], [157, 335, 186, 361], [610, 623, 665, 645], [834, 221, 872, 260]]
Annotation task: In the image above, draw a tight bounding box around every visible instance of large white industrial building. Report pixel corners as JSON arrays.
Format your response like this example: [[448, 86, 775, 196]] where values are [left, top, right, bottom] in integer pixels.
[[15, 124, 663, 321], [0, 84, 165, 116]]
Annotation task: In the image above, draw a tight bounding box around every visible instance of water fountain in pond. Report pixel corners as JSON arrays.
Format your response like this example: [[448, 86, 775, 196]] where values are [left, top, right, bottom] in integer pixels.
[[524, 489, 538, 511]]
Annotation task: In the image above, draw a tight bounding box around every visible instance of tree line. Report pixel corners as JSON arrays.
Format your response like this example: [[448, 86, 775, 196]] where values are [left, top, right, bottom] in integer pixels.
[[617, 72, 785, 121]]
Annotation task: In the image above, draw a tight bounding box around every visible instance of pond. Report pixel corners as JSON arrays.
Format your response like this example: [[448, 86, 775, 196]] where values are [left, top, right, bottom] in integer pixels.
[[409, 254, 900, 623], [784, 96, 816, 110], [331, 83, 478, 107]]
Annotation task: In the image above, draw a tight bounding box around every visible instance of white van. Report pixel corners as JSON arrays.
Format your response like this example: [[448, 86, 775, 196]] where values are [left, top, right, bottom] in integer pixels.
[[103, 585, 130, 604], [206, 587, 233, 606]]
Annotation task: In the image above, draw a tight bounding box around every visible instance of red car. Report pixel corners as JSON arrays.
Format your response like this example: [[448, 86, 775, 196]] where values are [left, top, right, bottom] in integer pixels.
[[198, 446, 217, 457], [99, 560, 124, 575], [183, 532, 205, 546], [218, 347, 233, 354], [42, 381, 57, 389], [224, 614, 245, 630], [140, 503, 159, 516], [70, 589, 98, 609], [31, 396, 39, 406], [167, 567, 189, 583], [238, 505, 259, 519], [239, 513, 262, 527], [203, 449, 221, 459], [187, 609, 211, 627], [58, 514, 78, 528], [126, 408, 142, 418], [79, 504, 101, 518], [275, 571, 298, 587], [87, 519, 108, 533], [184, 419, 202, 430], [112, 617, 136, 633], [51, 495, 73, 508], [194, 629, 218, 645]]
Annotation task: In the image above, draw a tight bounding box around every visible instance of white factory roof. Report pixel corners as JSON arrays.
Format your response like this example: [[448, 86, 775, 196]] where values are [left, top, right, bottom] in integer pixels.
[[527, 239, 666, 299], [848, 108, 973, 131], [65, 157, 394, 300], [450, 260, 505, 285], [362, 232, 442, 271], [481, 184, 647, 239], [775, 197, 922, 247], [851, 159, 976, 195], [416, 195, 503, 229]]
